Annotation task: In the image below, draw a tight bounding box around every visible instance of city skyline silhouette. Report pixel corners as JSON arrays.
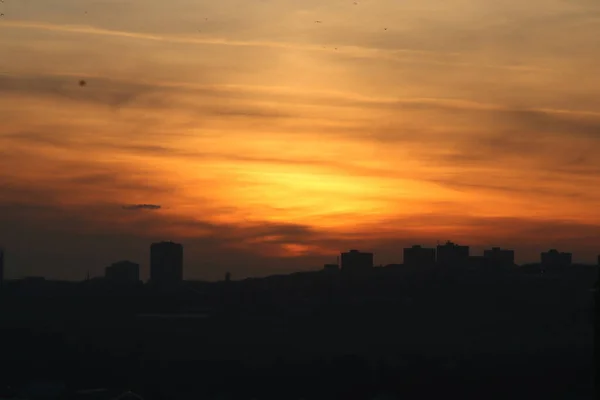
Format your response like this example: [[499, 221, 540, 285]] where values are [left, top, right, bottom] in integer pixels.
[[0, 237, 596, 399], [1, 0, 600, 398], [0, 235, 594, 282]]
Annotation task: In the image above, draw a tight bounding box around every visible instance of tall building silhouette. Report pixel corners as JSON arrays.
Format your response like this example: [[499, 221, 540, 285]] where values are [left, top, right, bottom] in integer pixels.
[[403, 245, 436, 268], [150, 242, 183, 286], [340, 250, 373, 273], [541, 249, 572, 267], [436, 241, 469, 266], [483, 247, 515, 267], [467, 255, 486, 269], [105, 260, 140, 284]]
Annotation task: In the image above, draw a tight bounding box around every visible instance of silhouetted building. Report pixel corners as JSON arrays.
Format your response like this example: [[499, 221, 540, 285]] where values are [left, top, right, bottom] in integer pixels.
[[150, 241, 184, 286], [436, 241, 469, 266], [225, 272, 231, 282], [403, 245, 436, 268], [105, 260, 140, 284], [324, 263, 339, 273], [541, 249, 572, 267], [341, 250, 373, 273], [483, 247, 515, 267], [467, 255, 486, 269]]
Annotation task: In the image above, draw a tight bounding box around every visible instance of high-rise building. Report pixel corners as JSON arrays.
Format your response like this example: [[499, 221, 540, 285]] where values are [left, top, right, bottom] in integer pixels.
[[436, 241, 469, 266], [467, 255, 487, 269], [150, 241, 183, 286], [340, 250, 373, 273], [403, 245, 436, 268], [483, 247, 515, 267], [541, 249, 572, 267], [105, 260, 140, 284]]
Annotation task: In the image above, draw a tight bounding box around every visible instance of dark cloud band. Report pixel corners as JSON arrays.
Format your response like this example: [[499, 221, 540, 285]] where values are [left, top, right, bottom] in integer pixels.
[[122, 204, 161, 210]]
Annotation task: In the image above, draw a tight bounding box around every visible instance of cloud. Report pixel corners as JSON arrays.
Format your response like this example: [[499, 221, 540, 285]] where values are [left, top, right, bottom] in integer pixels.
[[2, 195, 600, 280], [0, 73, 156, 109], [2, 0, 600, 282], [2, 77, 600, 219], [0, 73, 296, 119], [122, 204, 161, 211], [3, 72, 599, 120], [501, 108, 600, 139], [0, 197, 336, 279], [2, 71, 600, 209], [0, 19, 553, 72], [0, 20, 440, 55], [3, 72, 600, 141]]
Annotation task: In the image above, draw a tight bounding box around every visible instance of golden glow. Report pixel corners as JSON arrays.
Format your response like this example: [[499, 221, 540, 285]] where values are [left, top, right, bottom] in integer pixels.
[[1, 0, 600, 277]]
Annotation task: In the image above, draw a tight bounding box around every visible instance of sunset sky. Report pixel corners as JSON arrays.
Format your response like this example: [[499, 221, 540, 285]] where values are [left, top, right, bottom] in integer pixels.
[[1, 0, 600, 280]]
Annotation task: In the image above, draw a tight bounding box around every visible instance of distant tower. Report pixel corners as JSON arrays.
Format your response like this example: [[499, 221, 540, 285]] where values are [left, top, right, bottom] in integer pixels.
[[150, 241, 184, 286], [404, 245, 436, 268], [340, 249, 374, 273], [541, 249, 572, 267], [436, 241, 469, 266], [225, 272, 231, 282]]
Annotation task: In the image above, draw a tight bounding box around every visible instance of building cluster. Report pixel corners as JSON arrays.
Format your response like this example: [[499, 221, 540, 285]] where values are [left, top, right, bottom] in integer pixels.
[[0, 239, 587, 287], [97, 240, 588, 283], [103, 241, 184, 286], [150, 241, 183, 286], [326, 242, 575, 273], [541, 249, 572, 267]]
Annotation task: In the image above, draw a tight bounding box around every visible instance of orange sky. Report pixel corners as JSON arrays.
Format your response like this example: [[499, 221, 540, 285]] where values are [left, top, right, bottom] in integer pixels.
[[1, 0, 600, 280]]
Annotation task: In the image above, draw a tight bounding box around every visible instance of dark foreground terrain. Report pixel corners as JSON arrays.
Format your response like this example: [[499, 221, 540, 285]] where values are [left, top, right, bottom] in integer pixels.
[[0, 264, 597, 399]]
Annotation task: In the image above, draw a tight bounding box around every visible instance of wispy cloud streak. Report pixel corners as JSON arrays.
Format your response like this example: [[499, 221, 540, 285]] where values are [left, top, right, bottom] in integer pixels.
[[0, 20, 549, 71], [122, 204, 161, 211]]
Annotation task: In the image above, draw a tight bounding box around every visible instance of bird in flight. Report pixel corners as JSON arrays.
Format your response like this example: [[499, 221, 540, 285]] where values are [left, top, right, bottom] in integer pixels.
[[315, 20, 322, 23], [79, 80, 87, 87]]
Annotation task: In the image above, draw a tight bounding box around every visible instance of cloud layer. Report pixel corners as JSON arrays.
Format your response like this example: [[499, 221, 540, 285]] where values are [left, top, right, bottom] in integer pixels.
[[1, 0, 600, 279], [122, 204, 161, 211]]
